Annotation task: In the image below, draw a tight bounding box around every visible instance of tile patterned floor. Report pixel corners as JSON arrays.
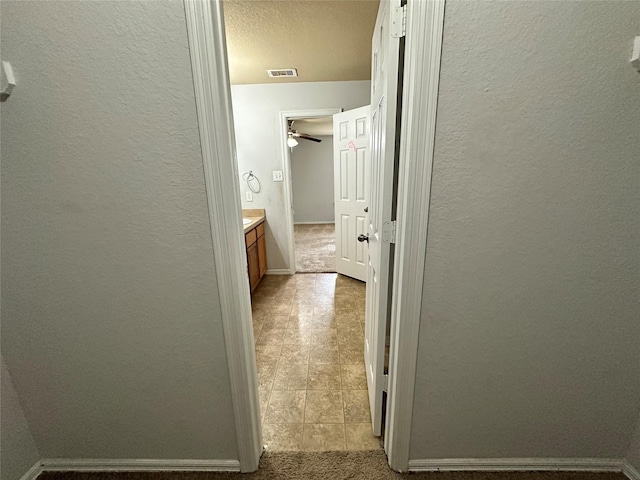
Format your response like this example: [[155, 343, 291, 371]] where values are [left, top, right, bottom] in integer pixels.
[[252, 273, 382, 452]]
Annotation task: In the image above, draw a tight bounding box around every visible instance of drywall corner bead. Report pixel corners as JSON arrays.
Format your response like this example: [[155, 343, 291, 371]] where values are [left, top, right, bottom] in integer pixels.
[[1, 61, 17, 99], [631, 36, 640, 73]]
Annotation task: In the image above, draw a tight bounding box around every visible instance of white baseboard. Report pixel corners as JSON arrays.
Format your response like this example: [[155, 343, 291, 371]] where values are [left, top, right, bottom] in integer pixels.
[[408, 458, 624, 473], [20, 461, 43, 480], [41, 458, 240, 472], [623, 460, 640, 480], [293, 221, 335, 225], [265, 269, 291, 275]]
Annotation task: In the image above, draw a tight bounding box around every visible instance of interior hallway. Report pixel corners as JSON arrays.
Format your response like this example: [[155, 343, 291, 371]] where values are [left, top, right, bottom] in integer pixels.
[[251, 273, 381, 451]]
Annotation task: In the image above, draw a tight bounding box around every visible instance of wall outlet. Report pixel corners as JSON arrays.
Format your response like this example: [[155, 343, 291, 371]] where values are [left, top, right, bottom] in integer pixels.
[[272, 170, 284, 182], [245, 191, 253, 202]]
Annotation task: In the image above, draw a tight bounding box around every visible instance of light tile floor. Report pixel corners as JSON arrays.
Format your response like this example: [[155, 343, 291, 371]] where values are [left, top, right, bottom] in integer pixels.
[[252, 273, 383, 452]]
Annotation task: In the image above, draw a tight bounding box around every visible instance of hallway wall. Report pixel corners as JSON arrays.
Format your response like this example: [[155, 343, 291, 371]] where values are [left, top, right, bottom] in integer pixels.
[[291, 135, 334, 224], [1, 0, 237, 465], [411, 0, 640, 461]]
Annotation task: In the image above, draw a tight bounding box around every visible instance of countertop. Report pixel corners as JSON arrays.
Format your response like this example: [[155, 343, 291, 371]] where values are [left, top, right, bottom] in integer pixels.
[[242, 209, 266, 234]]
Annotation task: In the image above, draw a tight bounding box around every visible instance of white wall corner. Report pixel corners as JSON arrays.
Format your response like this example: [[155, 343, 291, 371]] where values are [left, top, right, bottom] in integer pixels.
[[19, 461, 44, 480], [407, 458, 625, 473]]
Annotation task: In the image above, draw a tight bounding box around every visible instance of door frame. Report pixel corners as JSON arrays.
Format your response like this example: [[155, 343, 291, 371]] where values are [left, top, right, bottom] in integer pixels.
[[184, 0, 445, 472], [184, 0, 262, 472], [383, 0, 446, 470], [279, 108, 342, 275]]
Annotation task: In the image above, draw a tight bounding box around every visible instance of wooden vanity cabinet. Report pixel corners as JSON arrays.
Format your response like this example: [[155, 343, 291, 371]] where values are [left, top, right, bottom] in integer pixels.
[[247, 242, 260, 290], [245, 221, 267, 292], [257, 223, 267, 277]]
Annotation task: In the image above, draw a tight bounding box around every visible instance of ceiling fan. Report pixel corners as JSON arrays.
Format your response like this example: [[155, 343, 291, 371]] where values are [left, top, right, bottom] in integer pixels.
[[287, 120, 321, 147]]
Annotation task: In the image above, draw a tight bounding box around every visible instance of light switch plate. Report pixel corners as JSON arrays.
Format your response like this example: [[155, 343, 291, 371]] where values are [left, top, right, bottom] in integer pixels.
[[273, 170, 284, 182], [245, 191, 253, 202]]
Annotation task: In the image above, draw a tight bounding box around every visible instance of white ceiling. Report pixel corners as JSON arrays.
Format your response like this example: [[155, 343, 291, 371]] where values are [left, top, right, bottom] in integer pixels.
[[292, 117, 333, 136], [223, 0, 379, 85]]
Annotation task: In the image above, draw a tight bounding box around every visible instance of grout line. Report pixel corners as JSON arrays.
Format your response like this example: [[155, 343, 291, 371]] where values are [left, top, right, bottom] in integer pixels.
[[343, 423, 348, 450]]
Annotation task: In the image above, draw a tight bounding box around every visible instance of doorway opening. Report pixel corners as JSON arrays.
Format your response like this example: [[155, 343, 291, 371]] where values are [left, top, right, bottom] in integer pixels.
[[247, 108, 373, 451], [220, 0, 386, 454], [185, 0, 446, 471], [277, 109, 342, 276], [286, 114, 338, 274]]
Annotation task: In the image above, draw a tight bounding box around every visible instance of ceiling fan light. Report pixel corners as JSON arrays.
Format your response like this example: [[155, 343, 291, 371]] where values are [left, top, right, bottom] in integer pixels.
[[287, 136, 298, 147]]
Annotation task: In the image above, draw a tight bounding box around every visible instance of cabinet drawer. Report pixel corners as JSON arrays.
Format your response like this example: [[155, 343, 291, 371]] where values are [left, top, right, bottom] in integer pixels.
[[245, 228, 257, 247], [256, 222, 265, 238]]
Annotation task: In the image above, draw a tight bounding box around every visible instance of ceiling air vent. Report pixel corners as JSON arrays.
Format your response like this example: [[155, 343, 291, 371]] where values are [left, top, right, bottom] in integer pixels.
[[267, 68, 298, 78]]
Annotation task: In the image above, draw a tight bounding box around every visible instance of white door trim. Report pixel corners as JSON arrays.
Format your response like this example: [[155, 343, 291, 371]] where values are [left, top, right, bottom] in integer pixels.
[[184, 0, 262, 472], [19, 461, 43, 480], [384, 0, 446, 472], [623, 460, 640, 480], [279, 108, 342, 274]]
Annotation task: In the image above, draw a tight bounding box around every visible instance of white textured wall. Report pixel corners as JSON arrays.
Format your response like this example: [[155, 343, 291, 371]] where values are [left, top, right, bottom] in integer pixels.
[[411, 0, 640, 460], [231, 81, 370, 270], [291, 135, 334, 223], [1, 0, 238, 460], [1, 358, 40, 480], [628, 411, 640, 473]]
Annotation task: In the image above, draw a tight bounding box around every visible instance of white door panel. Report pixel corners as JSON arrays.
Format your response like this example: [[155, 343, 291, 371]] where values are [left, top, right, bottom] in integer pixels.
[[334, 105, 371, 282], [365, 0, 402, 437]]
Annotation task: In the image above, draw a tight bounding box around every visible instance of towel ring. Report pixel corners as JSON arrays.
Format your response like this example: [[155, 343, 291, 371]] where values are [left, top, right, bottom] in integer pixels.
[[242, 171, 261, 194]]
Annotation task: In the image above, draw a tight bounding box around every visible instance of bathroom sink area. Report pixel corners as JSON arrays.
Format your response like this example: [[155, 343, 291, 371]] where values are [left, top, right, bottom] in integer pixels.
[[241, 209, 265, 234]]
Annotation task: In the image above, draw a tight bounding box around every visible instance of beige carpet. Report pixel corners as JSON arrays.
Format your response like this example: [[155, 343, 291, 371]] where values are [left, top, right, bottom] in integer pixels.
[[38, 451, 626, 480], [294, 223, 336, 273]]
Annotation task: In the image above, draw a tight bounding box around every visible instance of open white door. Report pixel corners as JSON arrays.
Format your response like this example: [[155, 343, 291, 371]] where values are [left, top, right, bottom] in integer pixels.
[[365, 0, 403, 436], [333, 105, 371, 282]]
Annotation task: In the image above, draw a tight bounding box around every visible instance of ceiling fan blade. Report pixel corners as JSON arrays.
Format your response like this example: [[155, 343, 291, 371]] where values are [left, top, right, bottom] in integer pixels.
[[292, 133, 322, 143]]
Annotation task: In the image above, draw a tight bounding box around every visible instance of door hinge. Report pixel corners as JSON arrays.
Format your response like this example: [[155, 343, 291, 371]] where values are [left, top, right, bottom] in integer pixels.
[[382, 374, 389, 392], [382, 220, 397, 244], [391, 4, 407, 38]]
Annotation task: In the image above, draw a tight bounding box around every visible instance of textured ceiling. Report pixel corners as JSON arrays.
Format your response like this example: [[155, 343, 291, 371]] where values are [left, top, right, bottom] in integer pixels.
[[223, 0, 379, 85], [292, 117, 334, 136]]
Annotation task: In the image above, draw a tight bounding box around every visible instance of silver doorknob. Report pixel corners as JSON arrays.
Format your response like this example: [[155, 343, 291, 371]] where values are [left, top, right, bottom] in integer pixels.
[[364, 207, 368, 212], [357, 234, 369, 243]]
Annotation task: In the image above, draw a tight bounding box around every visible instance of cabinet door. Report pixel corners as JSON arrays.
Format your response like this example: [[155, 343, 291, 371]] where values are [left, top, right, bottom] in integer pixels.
[[247, 243, 260, 291], [258, 234, 267, 277], [245, 229, 257, 247]]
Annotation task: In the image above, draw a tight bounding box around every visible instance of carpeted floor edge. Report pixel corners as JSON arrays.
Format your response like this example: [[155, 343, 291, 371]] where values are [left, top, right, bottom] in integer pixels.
[[37, 450, 627, 480]]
